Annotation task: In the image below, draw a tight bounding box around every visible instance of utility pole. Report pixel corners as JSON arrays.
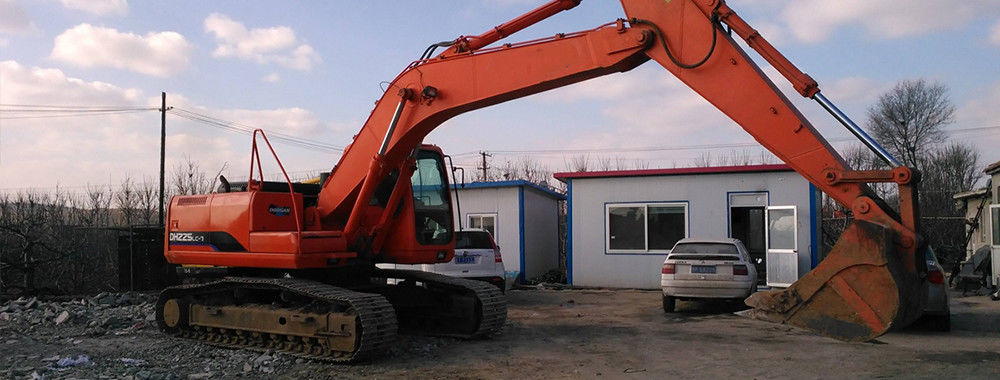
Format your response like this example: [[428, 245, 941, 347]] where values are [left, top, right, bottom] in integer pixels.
[[158, 92, 167, 227], [478, 151, 492, 181]]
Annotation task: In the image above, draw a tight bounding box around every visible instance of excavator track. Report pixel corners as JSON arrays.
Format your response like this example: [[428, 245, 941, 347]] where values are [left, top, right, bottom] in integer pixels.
[[156, 277, 397, 363], [375, 269, 507, 339]]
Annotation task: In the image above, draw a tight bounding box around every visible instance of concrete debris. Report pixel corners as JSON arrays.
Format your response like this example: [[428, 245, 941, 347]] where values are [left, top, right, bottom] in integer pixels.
[[0, 292, 155, 332], [120, 358, 148, 366], [252, 354, 275, 373], [54, 311, 70, 325], [55, 355, 94, 368]]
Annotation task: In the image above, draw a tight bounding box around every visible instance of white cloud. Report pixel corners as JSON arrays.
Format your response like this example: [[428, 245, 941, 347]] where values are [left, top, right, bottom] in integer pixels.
[[218, 108, 322, 136], [991, 20, 1000, 47], [262, 73, 281, 83], [955, 81, 1000, 167], [0, 60, 143, 105], [51, 24, 192, 77], [0, 0, 33, 34], [204, 13, 320, 71], [0, 61, 346, 190], [60, 0, 127, 16], [958, 81, 1000, 128], [534, 66, 742, 153], [511, 62, 896, 170], [781, 0, 1000, 43], [0, 60, 156, 189]]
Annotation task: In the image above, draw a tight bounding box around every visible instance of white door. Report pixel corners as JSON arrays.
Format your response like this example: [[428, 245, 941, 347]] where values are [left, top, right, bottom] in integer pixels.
[[766, 206, 798, 287], [990, 205, 1000, 287]]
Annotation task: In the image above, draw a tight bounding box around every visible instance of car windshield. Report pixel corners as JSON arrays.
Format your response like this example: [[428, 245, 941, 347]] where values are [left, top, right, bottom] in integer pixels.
[[671, 243, 738, 255], [456, 231, 494, 249]]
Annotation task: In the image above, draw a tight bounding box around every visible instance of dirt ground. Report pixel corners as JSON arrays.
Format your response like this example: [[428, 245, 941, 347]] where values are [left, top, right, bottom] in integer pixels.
[[2, 288, 999, 379]]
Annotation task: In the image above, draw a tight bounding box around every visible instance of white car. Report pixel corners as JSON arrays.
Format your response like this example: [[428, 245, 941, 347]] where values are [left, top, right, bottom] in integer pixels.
[[377, 229, 507, 292], [660, 238, 758, 312]]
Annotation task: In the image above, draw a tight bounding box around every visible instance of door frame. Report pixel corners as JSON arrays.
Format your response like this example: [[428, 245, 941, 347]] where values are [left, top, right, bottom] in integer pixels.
[[990, 205, 1000, 287], [765, 205, 798, 287]]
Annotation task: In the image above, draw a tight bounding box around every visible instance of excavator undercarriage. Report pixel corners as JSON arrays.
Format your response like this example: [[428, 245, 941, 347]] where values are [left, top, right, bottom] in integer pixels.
[[157, 269, 505, 362]]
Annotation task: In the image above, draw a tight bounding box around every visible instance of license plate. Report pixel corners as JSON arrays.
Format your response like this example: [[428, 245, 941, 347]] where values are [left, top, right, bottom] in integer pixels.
[[455, 255, 476, 264], [691, 265, 716, 274]]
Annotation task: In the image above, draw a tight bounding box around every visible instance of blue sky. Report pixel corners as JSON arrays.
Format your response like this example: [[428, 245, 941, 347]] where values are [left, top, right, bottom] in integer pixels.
[[2, 0, 999, 192]]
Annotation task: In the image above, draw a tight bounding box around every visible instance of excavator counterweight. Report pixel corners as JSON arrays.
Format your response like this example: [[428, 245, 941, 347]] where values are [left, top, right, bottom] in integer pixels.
[[160, 0, 929, 360]]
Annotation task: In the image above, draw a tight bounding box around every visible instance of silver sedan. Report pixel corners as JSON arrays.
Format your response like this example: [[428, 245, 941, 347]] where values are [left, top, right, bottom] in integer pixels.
[[661, 238, 758, 312]]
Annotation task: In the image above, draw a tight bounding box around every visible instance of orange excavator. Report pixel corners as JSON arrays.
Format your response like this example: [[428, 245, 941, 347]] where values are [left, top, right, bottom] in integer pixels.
[[158, 0, 929, 361]]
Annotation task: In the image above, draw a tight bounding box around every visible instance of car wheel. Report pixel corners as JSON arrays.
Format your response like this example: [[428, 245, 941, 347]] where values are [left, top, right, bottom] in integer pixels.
[[662, 296, 676, 313]]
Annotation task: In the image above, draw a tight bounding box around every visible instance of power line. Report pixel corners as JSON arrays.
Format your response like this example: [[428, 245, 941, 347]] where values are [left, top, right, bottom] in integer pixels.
[[447, 124, 1000, 158], [0, 104, 159, 120], [0, 109, 157, 120], [0, 103, 346, 154], [168, 108, 345, 154], [0, 103, 155, 109]]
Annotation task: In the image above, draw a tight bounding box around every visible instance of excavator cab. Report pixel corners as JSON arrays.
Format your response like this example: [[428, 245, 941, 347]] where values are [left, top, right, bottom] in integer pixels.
[[410, 149, 454, 247], [374, 145, 459, 265]]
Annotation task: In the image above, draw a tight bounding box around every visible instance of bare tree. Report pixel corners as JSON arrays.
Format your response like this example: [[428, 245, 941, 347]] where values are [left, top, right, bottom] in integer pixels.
[[115, 176, 139, 227], [566, 155, 589, 172], [136, 177, 159, 225], [866, 79, 955, 168], [489, 156, 554, 185], [921, 143, 980, 216], [842, 144, 886, 172], [493, 159, 516, 181], [693, 151, 713, 167], [757, 151, 779, 165], [172, 155, 214, 195], [727, 149, 754, 166], [517, 156, 549, 184], [595, 156, 614, 171], [612, 156, 629, 170]]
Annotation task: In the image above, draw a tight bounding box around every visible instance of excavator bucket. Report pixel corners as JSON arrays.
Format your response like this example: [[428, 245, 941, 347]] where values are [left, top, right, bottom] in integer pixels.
[[742, 220, 926, 341]]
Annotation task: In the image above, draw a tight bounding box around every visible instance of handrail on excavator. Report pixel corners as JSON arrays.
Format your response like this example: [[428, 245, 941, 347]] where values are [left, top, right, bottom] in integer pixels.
[[249, 129, 303, 237]]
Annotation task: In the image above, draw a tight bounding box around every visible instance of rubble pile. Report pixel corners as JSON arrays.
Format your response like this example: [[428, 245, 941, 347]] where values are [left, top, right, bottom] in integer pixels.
[[0, 292, 319, 378], [0, 291, 446, 378], [0, 292, 157, 335]]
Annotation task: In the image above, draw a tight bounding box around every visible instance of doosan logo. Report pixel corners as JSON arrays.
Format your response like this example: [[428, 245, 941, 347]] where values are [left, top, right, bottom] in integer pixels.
[[268, 205, 291, 216], [169, 232, 205, 242]]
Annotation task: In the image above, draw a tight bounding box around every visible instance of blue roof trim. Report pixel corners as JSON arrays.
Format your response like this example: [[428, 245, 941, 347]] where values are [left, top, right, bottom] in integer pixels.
[[518, 187, 526, 284], [453, 180, 565, 200]]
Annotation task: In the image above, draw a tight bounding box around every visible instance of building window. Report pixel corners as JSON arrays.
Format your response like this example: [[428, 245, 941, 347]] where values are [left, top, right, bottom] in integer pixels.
[[468, 213, 497, 239], [606, 202, 688, 253]]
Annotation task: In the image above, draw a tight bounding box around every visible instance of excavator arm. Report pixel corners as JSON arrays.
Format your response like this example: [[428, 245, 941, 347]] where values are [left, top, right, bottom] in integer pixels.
[[312, 0, 925, 341]]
